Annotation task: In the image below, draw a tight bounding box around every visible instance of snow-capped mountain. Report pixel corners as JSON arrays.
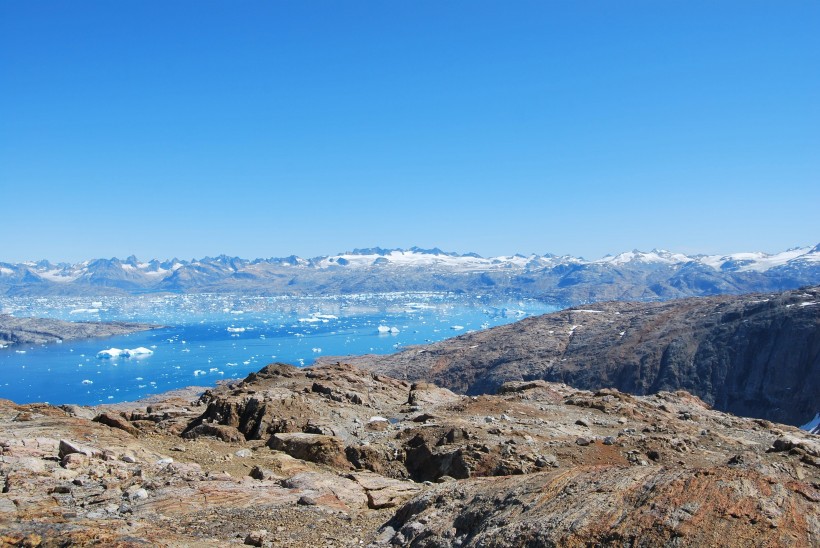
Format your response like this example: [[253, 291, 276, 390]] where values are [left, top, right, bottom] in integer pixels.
[[1, 245, 819, 304]]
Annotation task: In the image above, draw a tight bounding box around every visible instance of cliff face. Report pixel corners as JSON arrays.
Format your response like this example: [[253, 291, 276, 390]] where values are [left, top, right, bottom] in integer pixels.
[[322, 286, 820, 426]]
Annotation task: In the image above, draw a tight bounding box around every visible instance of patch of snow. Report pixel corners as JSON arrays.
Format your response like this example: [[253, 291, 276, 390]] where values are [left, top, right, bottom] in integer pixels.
[[595, 249, 690, 266], [801, 413, 820, 434], [699, 247, 813, 272], [38, 269, 84, 283]]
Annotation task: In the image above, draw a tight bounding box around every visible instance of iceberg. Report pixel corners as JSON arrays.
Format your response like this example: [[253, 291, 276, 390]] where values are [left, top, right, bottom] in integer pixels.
[[377, 325, 391, 333], [97, 347, 153, 359], [122, 347, 153, 357], [97, 348, 124, 359]]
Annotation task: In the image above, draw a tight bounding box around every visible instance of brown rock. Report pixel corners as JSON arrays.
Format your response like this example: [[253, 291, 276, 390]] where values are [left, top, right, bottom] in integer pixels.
[[182, 423, 244, 443], [93, 413, 140, 436], [269, 433, 348, 468], [268, 432, 350, 468]]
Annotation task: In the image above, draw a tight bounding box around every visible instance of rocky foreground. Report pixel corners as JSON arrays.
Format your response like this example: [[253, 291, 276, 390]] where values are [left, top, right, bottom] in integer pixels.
[[1, 362, 818, 547], [320, 286, 820, 427], [0, 315, 160, 348]]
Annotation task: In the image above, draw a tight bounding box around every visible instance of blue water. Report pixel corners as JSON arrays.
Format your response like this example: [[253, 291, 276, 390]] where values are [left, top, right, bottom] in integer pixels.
[[0, 292, 556, 405]]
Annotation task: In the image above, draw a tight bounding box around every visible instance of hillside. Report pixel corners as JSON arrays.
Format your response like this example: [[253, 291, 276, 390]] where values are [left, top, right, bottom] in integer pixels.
[[320, 286, 820, 427], [1, 362, 818, 546]]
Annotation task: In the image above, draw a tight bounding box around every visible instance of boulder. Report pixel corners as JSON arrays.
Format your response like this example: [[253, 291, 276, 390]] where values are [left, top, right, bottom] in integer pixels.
[[268, 433, 348, 468], [93, 413, 140, 436]]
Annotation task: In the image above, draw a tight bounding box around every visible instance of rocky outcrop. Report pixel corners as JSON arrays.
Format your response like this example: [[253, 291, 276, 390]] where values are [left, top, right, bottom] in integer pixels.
[[1, 362, 818, 546], [0, 314, 160, 347], [328, 286, 820, 426], [374, 465, 819, 547]]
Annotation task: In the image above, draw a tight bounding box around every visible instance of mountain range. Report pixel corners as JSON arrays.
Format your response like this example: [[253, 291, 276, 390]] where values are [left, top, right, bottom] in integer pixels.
[[3, 244, 820, 304]]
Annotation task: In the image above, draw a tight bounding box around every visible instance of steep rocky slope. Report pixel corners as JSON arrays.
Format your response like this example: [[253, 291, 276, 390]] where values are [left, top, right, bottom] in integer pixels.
[[1, 363, 818, 546], [0, 314, 159, 348], [320, 286, 820, 427]]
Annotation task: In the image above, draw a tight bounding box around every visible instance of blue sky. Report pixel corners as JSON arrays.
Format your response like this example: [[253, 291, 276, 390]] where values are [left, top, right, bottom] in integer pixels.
[[1, 1, 818, 262]]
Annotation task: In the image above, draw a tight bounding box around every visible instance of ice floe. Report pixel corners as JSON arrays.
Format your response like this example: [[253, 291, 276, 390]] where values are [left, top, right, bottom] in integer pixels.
[[96, 347, 153, 359]]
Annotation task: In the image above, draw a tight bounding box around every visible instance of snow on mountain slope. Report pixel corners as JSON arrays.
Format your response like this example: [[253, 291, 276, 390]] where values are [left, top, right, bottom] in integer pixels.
[[595, 249, 693, 266], [698, 246, 817, 272], [315, 249, 541, 271], [802, 413, 820, 435], [2, 244, 818, 299]]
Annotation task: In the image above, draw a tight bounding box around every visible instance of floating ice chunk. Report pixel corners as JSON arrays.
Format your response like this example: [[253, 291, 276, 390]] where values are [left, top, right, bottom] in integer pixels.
[[299, 317, 321, 323], [15, 350, 26, 354], [97, 348, 123, 359], [312, 347, 322, 353], [450, 325, 464, 331], [70, 308, 100, 314], [193, 370, 206, 376], [227, 327, 246, 332], [390, 327, 400, 334], [122, 347, 153, 357], [81, 379, 93, 385]]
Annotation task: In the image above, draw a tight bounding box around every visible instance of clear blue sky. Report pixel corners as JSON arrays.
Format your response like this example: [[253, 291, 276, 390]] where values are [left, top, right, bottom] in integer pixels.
[[1, 1, 818, 262]]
